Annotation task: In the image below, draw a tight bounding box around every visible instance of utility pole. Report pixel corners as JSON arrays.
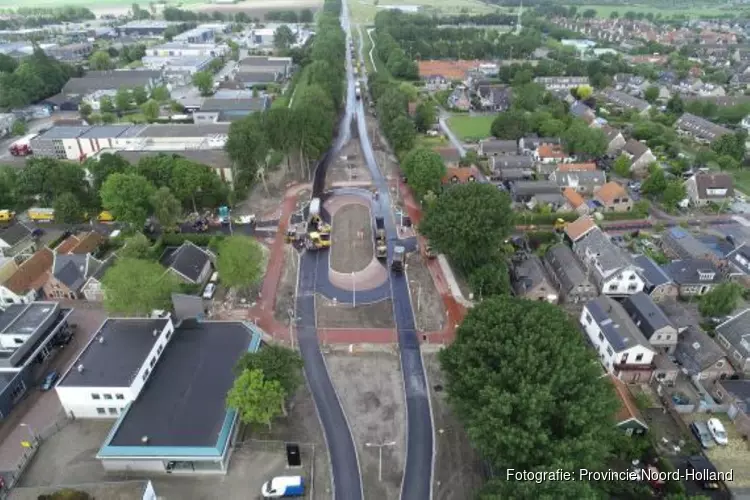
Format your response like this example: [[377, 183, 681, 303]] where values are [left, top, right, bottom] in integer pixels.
[[352, 271, 356, 307], [365, 440, 396, 482]]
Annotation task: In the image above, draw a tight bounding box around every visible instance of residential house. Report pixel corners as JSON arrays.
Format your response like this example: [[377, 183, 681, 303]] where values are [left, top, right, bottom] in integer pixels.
[[573, 227, 645, 296], [80, 256, 115, 302], [0, 256, 17, 285], [562, 187, 590, 215], [662, 259, 723, 297], [489, 155, 534, 179], [448, 87, 471, 111], [442, 167, 476, 185], [42, 232, 104, 300], [599, 88, 651, 115], [518, 136, 561, 153], [549, 169, 606, 195], [434, 147, 462, 167], [479, 139, 518, 156], [234, 71, 281, 88], [509, 180, 560, 203], [715, 310, 750, 373], [674, 326, 735, 383], [0, 248, 53, 307], [476, 84, 512, 111], [602, 125, 627, 154], [620, 140, 657, 177], [424, 75, 450, 92], [726, 243, 750, 286], [675, 113, 732, 143], [581, 296, 656, 382], [594, 182, 632, 212], [633, 255, 677, 301], [564, 215, 597, 243], [161, 242, 213, 285], [534, 76, 590, 90], [570, 101, 597, 126], [661, 227, 719, 262], [0, 223, 35, 259], [685, 172, 734, 206], [533, 143, 569, 164], [712, 379, 750, 439], [61, 70, 162, 97], [622, 292, 679, 354], [511, 255, 558, 303], [610, 375, 649, 435], [543, 243, 598, 303]]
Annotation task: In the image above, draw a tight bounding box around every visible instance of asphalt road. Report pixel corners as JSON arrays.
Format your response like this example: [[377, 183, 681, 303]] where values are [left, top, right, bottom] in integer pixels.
[[351, 7, 435, 500]]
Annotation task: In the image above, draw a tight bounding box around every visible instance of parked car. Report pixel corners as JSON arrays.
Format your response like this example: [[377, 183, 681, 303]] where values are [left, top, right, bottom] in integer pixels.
[[690, 421, 715, 449], [686, 455, 720, 490], [262, 476, 305, 498], [41, 370, 59, 391], [209, 271, 219, 283], [202, 283, 216, 300], [707, 418, 728, 445]]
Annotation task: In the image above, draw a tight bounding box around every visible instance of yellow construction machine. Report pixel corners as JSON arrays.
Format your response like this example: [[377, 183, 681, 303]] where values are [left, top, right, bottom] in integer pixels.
[[305, 231, 331, 250], [554, 218, 568, 232]]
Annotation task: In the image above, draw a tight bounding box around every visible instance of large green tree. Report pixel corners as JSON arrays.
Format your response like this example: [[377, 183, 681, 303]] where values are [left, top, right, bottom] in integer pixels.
[[234, 344, 303, 396], [440, 297, 619, 475], [86, 152, 130, 191], [563, 120, 607, 159], [414, 101, 436, 133], [711, 131, 746, 161], [699, 282, 743, 318], [479, 475, 600, 500], [274, 25, 297, 50], [419, 183, 513, 273], [53, 192, 84, 224], [490, 109, 530, 140], [100, 172, 156, 227], [192, 71, 214, 96], [102, 258, 179, 314], [89, 50, 113, 70], [149, 187, 182, 231], [216, 236, 266, 289], [226, 369, 285, 429], [401, 148, 446, 202], [468, 261, 510, 298]]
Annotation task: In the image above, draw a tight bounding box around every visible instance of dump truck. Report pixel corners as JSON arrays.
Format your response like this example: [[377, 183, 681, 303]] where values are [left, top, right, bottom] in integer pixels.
[[391, 245, 405, 272], [8, 133, 36, 157], [28, 208, 55, 222], [305, 231, 331, 250], [355, 81, 361, 100], [374, 216, 387, 260]]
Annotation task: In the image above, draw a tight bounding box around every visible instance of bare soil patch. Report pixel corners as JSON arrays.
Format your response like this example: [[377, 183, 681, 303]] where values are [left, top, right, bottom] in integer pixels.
[[191, 0, 321, 14], [316, 296, 395, 329], [331, 203, 373, 274], [423, 353, 486, 500], [239, 383, 332, 500], [325, 352, 405, 500], [365, 113, 400, 182], [273, 245, 299, 322], [326, 138, 372, 186], [237, 161, 310, 219], [405, 253, 446, 332]]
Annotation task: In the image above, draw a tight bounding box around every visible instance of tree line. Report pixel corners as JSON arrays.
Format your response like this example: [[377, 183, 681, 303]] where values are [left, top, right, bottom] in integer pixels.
[[225, 0, 345, 190], [374, 10, 543, 64], [0, 6, 94, 29], [0, 47, 81, 110], [162, 6, 312, 24], [264, 9, 314, 23], [0, 153, 227, 228]]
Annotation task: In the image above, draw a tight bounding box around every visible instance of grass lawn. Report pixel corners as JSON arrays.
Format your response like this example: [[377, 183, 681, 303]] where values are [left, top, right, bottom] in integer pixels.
[[580, 4, 741, 18], [447, 114, 494, 141], [415, 134, 450, 149], [348, 0, 501, 24], [731, 169, 750, 194]]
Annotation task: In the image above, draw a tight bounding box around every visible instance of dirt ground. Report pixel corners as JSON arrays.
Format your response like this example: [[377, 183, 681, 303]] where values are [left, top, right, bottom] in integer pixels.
[[330, 204, 374, 274], [316, 296, 395, 329], [365, 113, 400, 182], [274, 245, 300, 322], [423, 353, 486, 500], [325, 352, 405, 500], [325, 138, 373, 187], [237, 161, 310, 220], [239, 383, 331, 500], [405, 253, 446, 332]]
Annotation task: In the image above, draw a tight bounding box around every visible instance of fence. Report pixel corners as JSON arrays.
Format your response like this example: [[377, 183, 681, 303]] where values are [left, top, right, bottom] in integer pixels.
[[1, 410, 70, 498]]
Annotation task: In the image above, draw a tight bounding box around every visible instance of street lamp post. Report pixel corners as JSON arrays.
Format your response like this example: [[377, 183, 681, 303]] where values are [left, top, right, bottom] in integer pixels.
[[20, 423, 35, 445], [365, 440, 396, 482], [352, 271, 356, 307], [410, 280, 422, 312], [287, 309, 296, 350]]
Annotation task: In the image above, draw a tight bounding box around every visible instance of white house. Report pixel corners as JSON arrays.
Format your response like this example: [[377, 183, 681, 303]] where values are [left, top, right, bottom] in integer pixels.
[[581, 296, 656, 382], [573, 228, 645, 296], [55, 316, 175, 419]]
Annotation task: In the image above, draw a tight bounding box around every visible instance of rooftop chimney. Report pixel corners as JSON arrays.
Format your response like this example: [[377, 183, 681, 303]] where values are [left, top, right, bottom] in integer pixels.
[[141, 435, 149, 444], [98, 336, 105, 344], [152, 329, 159, 337], [77, 364, 84, 373]]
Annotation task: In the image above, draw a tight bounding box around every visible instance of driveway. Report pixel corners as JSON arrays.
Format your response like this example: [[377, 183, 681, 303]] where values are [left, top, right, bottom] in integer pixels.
[[0, 307, 105, 472]]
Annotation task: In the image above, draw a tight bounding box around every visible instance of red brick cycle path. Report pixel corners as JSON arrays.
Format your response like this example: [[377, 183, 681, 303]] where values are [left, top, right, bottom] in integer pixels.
[[228, 182, 465, 346]]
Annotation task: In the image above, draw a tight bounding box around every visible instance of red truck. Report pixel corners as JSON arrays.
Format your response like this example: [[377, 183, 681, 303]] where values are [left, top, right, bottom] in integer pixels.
[[8, 133, 37, 156]]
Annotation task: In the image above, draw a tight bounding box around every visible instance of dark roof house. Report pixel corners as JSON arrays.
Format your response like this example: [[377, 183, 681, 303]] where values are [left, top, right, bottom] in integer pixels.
[[161, 241, 213, 284]]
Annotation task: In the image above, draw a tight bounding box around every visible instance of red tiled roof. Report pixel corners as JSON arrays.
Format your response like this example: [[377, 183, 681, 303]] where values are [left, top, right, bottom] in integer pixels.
[[610, 375, 646, 426], [417, 60, 490, 80], [595, 182, 627, 205], [563, 187, 585, 209], [564, 215, 596, 242], [3, 248, 53, 295], [537, 144, 567, 159], [557, 163, 596, 172], [442, 167, 476, 184]]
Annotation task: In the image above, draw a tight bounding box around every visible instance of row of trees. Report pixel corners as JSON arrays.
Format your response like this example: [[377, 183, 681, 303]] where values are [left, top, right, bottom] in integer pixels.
[[0, 6, 94, 29], [264, 9, 314, 23], [162, 6, 312, 24], [0, 47, 80, 110], [225, 0, 345, 190], [369, 73, 417, 156]]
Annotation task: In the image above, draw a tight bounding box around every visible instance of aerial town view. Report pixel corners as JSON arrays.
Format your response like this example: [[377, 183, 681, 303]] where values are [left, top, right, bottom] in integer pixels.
[[2, 0, 750, 498]]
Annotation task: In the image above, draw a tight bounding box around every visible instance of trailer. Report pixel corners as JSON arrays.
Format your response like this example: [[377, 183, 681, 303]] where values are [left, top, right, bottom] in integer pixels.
[[374, 216, 387, 260], [391, 245, 405, 272], [28, 207, 54, 222]]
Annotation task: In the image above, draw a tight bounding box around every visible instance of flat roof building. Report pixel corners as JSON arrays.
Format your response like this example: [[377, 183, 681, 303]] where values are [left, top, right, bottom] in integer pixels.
[[55, 316, 261, 474]]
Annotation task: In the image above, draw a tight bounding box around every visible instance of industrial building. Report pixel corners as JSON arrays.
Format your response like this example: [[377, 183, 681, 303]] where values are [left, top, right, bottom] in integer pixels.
[[148, 42, 229, 58], [193, 96, 270, 123], [141, 55, 214, 75], [0, 302, 73, 419], [117, 21, 185, 38], [56, 315, 261, 474], [30, 124, 229, 161], [173, 24, 229, 43]]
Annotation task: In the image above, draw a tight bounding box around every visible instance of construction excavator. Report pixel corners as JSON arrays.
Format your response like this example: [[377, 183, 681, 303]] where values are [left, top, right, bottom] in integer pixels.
[[286, 197, 333, 251]]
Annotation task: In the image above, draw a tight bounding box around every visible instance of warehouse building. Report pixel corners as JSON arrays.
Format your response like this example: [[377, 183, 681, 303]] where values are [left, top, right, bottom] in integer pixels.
[[56, 315, 261, 474], [117, 21, 184, 38]]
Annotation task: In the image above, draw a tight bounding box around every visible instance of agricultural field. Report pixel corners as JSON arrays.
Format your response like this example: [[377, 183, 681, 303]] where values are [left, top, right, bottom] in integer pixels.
[[348, 0, 500, 25], [579, 3, 740, 18], [446, 114, 494, 141]]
